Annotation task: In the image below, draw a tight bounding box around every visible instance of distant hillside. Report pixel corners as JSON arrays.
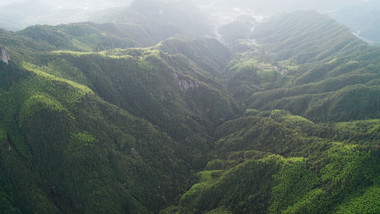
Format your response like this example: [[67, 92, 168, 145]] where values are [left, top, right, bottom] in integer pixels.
[[251, 11, 365, 63], [328, 1, 380, 44], [91, 0, 213, 45], [0, 0, 132, 31], [244, 11, 380, 122], [1, 9, 380, 214]]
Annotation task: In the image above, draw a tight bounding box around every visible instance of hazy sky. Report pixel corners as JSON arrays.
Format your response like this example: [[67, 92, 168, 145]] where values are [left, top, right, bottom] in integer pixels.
[[0, 0, 373, 8], [0, 0, 379, 32], [0, 0, 133, 10], [0, 0, 134, 30]]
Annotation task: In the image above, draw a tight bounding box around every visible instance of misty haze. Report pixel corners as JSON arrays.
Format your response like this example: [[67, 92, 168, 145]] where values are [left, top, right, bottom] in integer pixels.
[[1, 0, 380, 43], [1, 0, 380, 213]]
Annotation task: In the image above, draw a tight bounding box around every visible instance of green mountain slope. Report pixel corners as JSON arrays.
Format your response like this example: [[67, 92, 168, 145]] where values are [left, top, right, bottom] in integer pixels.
[[240, 11, 380, 122], [0, 24, 235, 213], [165, 11, 380, 214], [0, 59, 188, 213], [172, 110, 380, 213], [158, 36, 231, 75], [1, 8, 380, 214]]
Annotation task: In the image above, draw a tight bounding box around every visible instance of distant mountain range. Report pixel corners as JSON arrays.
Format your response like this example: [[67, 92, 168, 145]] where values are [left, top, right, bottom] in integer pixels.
[[197, 0, 380, 44], [1, 0, 379, 44], [1, 0, 380, 213], [0, 0, 132, 31]]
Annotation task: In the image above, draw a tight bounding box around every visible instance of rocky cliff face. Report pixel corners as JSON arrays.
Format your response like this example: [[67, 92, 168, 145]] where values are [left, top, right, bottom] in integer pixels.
[[0, 44, 10, 64], [173, 73, 199, 92]]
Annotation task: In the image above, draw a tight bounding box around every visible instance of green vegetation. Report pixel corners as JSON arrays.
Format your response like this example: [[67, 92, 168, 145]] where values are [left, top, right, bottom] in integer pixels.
[[0, 8, 380, 214], [245, 11, 380, 123], [336, 186, 380, 213], [218, 21, 253, 46]]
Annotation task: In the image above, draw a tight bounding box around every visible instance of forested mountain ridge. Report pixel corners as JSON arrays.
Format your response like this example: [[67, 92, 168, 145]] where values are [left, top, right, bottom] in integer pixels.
[[246, 11, 380, 122], [171, 10, 380, 214], [90, 0, 212, 46], [1, 4, 380, 214]]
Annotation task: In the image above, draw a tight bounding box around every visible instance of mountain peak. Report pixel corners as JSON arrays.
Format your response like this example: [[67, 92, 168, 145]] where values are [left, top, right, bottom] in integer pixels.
[[0, 44, 10, 64]]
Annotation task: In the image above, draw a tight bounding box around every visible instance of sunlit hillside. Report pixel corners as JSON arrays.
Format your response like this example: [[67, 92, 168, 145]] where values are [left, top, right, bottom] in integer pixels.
[[1, 0, 380, 213]]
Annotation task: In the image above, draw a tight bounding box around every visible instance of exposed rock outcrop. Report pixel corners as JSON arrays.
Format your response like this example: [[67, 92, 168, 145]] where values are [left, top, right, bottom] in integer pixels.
[[0, 44, 10, 65], [173, 73, 199, 92]]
